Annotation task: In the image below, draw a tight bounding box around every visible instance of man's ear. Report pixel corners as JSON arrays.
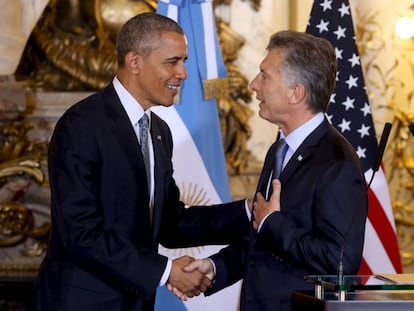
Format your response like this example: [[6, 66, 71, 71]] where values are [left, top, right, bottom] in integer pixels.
[[289, 83, 306, 105], [124, 51, 142, 74]]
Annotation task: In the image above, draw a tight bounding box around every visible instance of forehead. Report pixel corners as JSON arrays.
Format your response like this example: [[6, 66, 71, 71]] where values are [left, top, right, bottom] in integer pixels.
[[261, 49, 285, 69], [259, 50, 287, 80], [151, 32, 187, 56]]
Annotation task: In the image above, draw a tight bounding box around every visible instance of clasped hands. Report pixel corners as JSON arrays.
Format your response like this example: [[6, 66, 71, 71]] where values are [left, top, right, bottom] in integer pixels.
[[167, 256, 214, 301], [167, 179, 281, 300]]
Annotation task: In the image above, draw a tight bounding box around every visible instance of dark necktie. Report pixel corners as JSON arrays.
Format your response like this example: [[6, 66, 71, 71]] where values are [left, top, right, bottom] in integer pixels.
[[265, 138, 288, 200], [138, 114, 151, 191], [273, 138, 288, 179]]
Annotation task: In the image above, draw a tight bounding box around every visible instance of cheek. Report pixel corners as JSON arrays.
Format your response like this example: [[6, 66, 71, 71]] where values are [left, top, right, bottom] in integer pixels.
[[263, 86, 279, 104], [269, 84, 289, 103]]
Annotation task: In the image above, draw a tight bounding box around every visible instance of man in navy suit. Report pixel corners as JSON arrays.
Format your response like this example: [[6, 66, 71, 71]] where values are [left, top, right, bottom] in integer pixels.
[[172, 30, 368, 311], [32, 13, 250, 311]]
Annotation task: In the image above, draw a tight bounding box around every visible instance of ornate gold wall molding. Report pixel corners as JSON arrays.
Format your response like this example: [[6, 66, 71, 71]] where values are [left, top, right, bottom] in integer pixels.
[[354, 5, 414, 271]]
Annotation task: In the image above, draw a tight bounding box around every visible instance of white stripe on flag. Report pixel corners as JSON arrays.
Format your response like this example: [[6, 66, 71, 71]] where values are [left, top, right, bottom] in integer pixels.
[[152, 106, 220, 203], [200, 2, 218, 79], [157, 0, 179, 21], [366, 168, 397, 231], [167, 5, 178, 22], [363, 219, 396, 273]]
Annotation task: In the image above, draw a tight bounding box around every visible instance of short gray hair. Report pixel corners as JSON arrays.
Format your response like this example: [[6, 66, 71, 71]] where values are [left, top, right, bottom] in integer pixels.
[[267, 30, 337, 113]]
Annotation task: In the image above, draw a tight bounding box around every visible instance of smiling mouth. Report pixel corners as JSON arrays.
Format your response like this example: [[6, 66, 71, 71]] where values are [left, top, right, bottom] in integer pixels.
[[166, 84, 179, 90]]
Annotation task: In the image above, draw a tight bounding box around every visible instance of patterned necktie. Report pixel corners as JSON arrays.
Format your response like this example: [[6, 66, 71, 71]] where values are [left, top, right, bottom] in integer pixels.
[[138, 114, 151, 191], [273, 138, 288, 179]]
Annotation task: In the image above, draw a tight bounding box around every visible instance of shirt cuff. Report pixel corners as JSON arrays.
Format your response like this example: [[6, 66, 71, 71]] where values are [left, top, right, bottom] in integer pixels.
[[245, 199, 252, 221], [159, 259, 172, 287], [207, 258, 217, 276]]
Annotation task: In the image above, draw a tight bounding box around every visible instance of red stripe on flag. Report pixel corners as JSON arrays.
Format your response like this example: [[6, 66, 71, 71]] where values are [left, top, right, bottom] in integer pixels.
[[358, 257, 373, 275], [367, 187, 402, 273]]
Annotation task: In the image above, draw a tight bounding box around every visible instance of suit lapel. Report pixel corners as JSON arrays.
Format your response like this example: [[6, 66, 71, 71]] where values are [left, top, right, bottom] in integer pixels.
[[104, 86, 145, 176], [149, 112, 170, 242], [255, 142, 277, 199]]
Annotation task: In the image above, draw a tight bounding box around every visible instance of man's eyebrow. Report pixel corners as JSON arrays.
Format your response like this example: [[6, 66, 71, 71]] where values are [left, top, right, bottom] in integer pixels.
[[165, 56, 187, 62]]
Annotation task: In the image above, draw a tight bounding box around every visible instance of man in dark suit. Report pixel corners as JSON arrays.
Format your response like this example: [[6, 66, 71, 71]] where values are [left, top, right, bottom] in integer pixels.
[[32, 13, 250, 311], [172, 30, 368, 311]]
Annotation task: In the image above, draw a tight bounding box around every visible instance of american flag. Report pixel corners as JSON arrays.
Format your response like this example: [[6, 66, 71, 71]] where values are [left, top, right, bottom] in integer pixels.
[[306, 0, 402, 274]]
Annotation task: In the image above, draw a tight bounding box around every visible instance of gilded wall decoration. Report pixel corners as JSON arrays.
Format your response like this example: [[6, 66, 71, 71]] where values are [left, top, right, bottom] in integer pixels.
[[354, 6, 414, 271], [0, 121, 49, 273]]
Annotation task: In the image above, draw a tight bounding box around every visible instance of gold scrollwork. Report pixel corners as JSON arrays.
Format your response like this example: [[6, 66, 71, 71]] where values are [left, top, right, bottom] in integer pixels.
[[354, 6, 414, 270], [0, 202, 49, 248], [0, 122, 49, 256]]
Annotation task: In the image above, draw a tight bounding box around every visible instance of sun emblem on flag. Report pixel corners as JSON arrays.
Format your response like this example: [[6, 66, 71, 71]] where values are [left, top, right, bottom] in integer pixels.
[[179, 182, 211, 207]]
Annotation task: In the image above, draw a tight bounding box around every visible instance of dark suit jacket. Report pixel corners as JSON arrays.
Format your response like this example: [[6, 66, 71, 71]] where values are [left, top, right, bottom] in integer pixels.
[[208, 119, 368, 311], [32, 84, 249, 311]]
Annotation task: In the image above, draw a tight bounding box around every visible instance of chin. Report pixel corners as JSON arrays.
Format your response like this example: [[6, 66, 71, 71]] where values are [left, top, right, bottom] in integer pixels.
[[258, 109, 267, 119]]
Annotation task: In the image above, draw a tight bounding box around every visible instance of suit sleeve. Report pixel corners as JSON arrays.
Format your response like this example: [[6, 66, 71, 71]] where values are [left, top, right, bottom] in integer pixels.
[[149, 112, 251, 248], [159, 200, 250, 248]]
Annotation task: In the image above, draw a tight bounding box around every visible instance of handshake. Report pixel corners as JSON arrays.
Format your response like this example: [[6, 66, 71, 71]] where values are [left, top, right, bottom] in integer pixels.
[[167, 256, 214, 301]]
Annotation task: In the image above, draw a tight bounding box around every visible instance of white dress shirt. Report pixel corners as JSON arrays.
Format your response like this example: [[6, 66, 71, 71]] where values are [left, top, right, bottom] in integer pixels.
[[112, 77, 171, 287]]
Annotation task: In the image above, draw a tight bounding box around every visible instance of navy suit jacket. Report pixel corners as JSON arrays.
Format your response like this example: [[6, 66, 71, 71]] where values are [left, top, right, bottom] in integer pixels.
[[32, 84, 249, 311], [208, 119, 368, 311]]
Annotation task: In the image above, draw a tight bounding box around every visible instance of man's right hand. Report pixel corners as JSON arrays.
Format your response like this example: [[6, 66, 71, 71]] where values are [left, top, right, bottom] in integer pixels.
[[167, 258, 215, 301], [167, 256, 212, 300], [253, 179, 281, 230]]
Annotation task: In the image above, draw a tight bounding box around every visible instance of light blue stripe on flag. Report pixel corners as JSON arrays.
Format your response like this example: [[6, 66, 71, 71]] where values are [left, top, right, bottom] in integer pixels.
[[157, 0, 231, 202], [155, 286, 187, 311]]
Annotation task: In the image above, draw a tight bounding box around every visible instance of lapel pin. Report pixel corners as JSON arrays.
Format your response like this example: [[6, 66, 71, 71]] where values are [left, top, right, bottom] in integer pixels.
[[156, 135, 162, 140], [297, 155, 303, 161]]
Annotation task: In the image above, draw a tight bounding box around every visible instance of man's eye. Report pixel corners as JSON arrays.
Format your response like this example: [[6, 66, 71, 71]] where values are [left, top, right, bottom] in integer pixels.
[[166, 58, 180, 64]]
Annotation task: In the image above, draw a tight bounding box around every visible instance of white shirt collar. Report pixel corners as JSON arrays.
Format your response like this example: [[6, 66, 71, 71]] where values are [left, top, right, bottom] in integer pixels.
[[112, 76, 149, 127], [282, 112, 324, 153]]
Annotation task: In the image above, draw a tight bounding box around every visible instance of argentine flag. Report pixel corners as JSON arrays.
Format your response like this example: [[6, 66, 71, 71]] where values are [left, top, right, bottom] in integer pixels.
[[154, 0, 242, 310]]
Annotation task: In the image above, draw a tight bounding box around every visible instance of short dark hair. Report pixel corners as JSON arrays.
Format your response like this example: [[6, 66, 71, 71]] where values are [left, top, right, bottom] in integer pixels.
[[267, 30, 337, 113], [116, 12, 184, 67]]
